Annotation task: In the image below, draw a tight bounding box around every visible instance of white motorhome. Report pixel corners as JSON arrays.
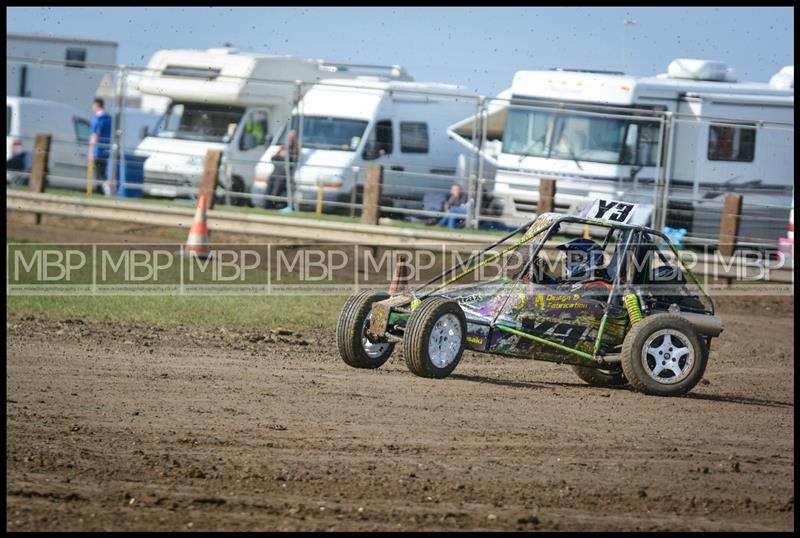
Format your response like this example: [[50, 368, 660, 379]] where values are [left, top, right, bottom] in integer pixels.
[[448, 59, 794, 245], [252, 78, 476, 211], [133, 47, 412, 203]]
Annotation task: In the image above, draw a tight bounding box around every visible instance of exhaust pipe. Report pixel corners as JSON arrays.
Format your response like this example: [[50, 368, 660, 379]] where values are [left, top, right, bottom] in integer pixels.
[[677, 312, 725, 337]]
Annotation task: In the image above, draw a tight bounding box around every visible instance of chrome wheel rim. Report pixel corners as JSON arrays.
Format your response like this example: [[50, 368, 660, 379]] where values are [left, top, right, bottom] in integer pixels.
[[428, 313, 462, 368], [362, 317, 390, 358], [642, 329, 694, 385]]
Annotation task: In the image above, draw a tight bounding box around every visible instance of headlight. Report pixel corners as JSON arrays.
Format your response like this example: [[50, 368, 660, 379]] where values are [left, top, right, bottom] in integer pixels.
[[323, 177, 344, 189]]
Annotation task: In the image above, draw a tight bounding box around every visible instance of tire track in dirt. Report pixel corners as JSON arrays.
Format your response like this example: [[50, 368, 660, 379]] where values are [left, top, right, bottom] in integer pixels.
[[6, 295, 794, 531]]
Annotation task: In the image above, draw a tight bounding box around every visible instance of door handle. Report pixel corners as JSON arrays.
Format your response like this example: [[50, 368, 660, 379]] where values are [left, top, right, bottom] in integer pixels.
[[390, 166, 405, 171]]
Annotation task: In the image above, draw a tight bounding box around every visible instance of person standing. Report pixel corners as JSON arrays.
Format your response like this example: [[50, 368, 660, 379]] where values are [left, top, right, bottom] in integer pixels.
[[88, 97, 113, 195], [266, 129, 298, 209]]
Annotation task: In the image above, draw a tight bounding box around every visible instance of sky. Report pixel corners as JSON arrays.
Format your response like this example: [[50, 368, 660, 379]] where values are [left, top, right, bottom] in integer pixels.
[[6, 6, 795, 96]]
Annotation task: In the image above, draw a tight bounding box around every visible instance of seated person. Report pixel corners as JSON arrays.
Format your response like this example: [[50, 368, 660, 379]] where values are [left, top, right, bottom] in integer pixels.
[[520, 237, 608, 286], [437, 183, 469, 229], [557, 238, 607, 283]]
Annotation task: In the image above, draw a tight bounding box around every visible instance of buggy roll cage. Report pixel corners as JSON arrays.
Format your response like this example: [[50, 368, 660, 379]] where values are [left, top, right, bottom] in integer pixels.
[[403, 213, 715, 364]]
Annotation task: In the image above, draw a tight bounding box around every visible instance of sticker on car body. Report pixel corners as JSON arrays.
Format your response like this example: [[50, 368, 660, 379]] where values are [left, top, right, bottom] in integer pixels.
[[579, 199, 639, 224]]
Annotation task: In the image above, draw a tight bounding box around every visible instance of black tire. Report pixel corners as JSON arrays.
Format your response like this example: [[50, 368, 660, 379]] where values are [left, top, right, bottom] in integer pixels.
[[621, 313, 708, 396], [230, 176, 250, 207], [571, 365, 628, 388], [403, 297, 466, 379], [336, 290, 395, 369]]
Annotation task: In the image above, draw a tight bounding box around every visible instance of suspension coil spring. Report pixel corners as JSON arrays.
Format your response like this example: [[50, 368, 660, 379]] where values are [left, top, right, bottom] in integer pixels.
[[624, 293, 643, 325]]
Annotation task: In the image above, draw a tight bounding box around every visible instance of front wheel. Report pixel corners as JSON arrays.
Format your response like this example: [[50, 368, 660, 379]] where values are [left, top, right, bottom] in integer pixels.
[[229, 176, 250, 207], [403, 297, 466, 379], [621, 314, 708, 396], [336, 290, 395, 369]]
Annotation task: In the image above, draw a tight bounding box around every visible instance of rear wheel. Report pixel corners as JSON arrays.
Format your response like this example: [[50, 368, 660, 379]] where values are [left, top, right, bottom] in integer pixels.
[[403, 297, 466, 379], [571, 365, 628, 387], [621, 314, 708, 396], [336, 290, 395, 369]]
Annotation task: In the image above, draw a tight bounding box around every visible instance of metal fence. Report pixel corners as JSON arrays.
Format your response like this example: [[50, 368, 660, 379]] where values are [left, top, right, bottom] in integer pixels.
[[6, 54, 795, 253]]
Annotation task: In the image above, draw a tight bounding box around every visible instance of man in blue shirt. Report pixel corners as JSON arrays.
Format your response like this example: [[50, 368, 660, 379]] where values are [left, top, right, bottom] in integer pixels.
[[88, 97, 113, 195]]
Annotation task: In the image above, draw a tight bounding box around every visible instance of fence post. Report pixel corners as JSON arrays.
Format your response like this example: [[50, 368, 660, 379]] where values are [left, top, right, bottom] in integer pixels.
[[199, 150, 222, 211], [361, 164, 383, 226], [284, 80, 303, 212], [471, 96, 488, 229], [388, 251, 412, 295], [538, 177, 556, 215], [108, 65, 125, 196], [718, 193, 743, 257], [28, 133, 51, 225]]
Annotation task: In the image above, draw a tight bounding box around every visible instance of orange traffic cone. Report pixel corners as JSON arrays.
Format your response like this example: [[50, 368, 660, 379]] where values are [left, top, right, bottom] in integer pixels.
[[184, 195, 211, 259]]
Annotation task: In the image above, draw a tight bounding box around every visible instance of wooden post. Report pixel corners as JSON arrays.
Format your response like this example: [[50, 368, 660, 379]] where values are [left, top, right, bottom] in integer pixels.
[[315, 179, 324, 217], [27, 133, 51, 225], [718, 193, 743, 258], [198, 150, 222, 211], [538, 177, 556, 214], [361, 164, 383, 226], [388, 251, 412, 295]]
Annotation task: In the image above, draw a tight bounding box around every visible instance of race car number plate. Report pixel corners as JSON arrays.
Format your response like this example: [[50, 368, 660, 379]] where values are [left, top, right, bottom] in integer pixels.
[[579, 199, 639, 224]]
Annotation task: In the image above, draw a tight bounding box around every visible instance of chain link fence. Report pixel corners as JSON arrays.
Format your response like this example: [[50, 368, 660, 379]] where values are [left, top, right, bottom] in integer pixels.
[[7, 54, 794, 254]]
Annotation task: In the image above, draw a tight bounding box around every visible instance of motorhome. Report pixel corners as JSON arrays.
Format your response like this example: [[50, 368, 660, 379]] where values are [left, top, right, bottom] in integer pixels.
[[448, 59, 794, 246], [133, 47, 412, 203], [251, 78, 476, 212]]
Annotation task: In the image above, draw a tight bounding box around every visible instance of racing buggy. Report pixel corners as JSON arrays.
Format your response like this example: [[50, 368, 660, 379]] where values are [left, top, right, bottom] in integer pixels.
[[336, 200, 724, 396]]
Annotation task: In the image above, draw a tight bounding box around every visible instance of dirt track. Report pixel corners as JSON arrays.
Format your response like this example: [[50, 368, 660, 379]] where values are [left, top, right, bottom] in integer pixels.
[[5, 294, 795, 531]]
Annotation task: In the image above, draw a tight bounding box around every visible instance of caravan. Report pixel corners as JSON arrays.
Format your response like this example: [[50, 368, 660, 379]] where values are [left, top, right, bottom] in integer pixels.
[[133, 47, 411, 203], [252, 78, 476, 212], [448, 59, 794, 246]]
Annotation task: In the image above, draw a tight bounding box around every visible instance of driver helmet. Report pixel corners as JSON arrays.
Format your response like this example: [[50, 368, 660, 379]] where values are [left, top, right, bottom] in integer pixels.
[[557, 238, 605, 279]]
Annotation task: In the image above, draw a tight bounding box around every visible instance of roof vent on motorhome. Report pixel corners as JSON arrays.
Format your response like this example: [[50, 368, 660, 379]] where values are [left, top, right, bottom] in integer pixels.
[[667, 59, 731, 82], [207, 47, 238, 55], [770, 66, 794, 90]]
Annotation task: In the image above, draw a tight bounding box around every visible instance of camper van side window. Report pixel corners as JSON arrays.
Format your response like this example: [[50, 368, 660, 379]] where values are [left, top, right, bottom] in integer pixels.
[[239, 110, 270, 151], [364, 120, 393, 160], [74, 118, 91, 144], [400, 122, 429, 153], [65, 48, 87, 69], [708, 125, 756, 162]]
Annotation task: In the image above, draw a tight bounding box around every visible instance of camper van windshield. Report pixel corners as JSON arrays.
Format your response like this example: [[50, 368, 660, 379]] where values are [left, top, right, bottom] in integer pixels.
[[278, 115, 368, 151], [155, 102, 245, 143], [503, 106, 660, 166]]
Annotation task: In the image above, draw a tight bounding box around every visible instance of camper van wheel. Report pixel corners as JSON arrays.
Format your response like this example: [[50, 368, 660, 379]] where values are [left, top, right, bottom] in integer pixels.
[[403, 298, 466, 379], [230, 176, 250, 207], [336, 290, 395, 369], [621, 314, 708, 396]]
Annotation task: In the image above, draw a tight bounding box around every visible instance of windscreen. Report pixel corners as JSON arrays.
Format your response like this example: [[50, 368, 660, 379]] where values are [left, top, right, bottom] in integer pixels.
[[277, 115, 368, 151], [503, 105, 661, 166], [154, 102, 245, 143]]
